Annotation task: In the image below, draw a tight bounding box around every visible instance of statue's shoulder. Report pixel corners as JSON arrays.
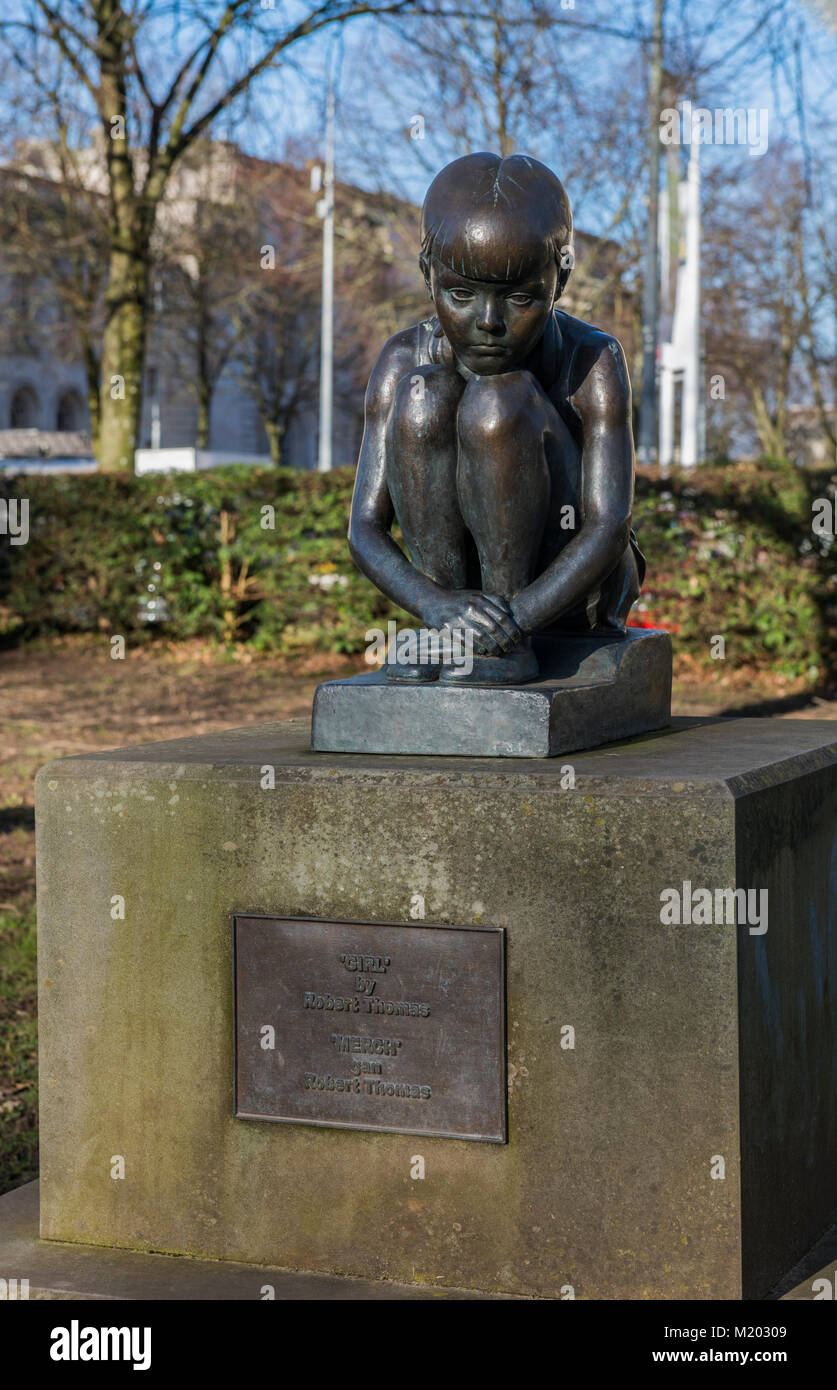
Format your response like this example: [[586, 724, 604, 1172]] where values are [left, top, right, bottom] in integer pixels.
[[554, 310, 630, 406], [366, 323, 425, 404], [375, 322, 430, 368], [555, 308, 624, 358]]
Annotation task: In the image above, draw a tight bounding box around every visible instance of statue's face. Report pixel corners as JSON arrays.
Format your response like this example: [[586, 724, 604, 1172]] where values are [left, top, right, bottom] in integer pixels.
[[430, 255, 558, 376]]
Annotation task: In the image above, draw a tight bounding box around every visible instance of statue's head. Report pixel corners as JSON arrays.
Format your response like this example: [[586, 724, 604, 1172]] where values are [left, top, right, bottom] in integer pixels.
[[419, 152, 573, 375]]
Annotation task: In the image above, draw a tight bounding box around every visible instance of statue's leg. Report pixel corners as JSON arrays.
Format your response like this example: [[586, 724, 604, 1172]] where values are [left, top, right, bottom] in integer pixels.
[[455, 370, 556, 599], [383, 365, 468, 682], [386, 364, 468, 587], [436, 369, 568, 685]]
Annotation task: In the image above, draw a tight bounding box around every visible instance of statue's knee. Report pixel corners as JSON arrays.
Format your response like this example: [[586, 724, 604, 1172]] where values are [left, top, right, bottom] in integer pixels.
[[458, 370, 541, 447], [390, 365, 460, 446]]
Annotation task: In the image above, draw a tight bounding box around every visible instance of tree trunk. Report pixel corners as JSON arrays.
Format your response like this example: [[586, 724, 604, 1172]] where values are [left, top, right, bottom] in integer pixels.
[[264, 419, 282, 467], [196, 299, 212, 449], [95, 1, 151, 472], [750, 385, 785, 459], [97, 242, 149, 471], [794, 232, 836, 453], [196, 391, 211, 450], [83, 337, 101, 458]]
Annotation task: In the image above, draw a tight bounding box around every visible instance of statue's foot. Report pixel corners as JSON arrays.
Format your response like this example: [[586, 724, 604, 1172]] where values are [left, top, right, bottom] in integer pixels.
[[384, 658, 440, 683], [439, 643, 540, 686]]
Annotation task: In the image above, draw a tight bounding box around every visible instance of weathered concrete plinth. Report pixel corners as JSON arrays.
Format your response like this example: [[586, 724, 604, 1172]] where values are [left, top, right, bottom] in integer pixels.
[[0, 1182, 495, 1299], [0, 1180, 833, 1300], [35, 716, 837, 1300], [312, 628, 672, 756]]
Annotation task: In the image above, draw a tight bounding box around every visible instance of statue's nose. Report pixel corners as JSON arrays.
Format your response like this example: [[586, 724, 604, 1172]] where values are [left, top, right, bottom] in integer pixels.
[[476, 297, 504, 334]]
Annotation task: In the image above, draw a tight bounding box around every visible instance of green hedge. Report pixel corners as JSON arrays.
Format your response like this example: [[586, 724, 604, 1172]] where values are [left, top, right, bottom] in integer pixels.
[[631, 461, 833, 680], [0, 460, 834, 680], [0, 467, 405, 655]]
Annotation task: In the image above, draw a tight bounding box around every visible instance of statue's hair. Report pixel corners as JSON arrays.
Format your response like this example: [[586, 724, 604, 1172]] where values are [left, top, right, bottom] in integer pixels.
[[419, 152, 573, 294]]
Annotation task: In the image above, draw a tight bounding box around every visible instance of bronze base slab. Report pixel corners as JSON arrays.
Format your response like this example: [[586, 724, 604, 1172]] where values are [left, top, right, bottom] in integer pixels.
[[312, 628, 672, 758]]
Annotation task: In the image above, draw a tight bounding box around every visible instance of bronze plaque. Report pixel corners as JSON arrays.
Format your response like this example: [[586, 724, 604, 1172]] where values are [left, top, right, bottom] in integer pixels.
[[233, 915, 506, 1142]]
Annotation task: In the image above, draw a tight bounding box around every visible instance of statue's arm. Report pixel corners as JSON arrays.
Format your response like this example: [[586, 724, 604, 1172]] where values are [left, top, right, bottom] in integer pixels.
[[510, 337, 635, 634], [347, 331, 449, 623]]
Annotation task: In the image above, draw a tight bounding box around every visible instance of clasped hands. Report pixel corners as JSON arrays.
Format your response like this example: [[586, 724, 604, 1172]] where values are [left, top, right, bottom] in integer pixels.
[[421, 590, 526, 657]]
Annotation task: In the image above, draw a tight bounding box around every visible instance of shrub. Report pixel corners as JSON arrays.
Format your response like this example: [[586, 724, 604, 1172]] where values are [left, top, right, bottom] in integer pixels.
[[1, 460, 833, 681], [0, 467, 406, 655], [631, 462, 831, 680]]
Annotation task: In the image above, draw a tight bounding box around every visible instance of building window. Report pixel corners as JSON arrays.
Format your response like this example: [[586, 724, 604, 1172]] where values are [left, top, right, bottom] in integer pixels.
[[10, 385, 40, 429], [56, 389, 86, 432]]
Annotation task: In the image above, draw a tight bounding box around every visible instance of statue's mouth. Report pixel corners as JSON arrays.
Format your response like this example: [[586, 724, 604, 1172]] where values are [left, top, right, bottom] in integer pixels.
[[469, 344, 509, 356]]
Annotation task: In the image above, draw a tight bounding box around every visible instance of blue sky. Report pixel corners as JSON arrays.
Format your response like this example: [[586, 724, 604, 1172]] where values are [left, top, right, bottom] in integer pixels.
[[224, 0, 837, 232], [3, 0, 834, 237]]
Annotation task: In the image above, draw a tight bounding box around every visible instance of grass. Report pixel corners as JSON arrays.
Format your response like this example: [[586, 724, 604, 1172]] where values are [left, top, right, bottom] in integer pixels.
[[0, 906, 38, 1192]]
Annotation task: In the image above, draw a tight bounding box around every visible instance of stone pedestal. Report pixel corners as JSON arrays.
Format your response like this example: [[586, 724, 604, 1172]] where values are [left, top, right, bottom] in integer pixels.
[[35, 717, 837, 1299]]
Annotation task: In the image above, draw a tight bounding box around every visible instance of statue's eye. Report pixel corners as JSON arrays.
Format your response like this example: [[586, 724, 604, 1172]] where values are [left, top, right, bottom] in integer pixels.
[[449, 288, 475, 302], [507, 293, 532, 306]]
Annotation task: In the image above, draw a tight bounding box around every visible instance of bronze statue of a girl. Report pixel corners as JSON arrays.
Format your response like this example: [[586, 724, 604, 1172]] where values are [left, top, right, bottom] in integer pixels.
[[347, 151, 644, 685]]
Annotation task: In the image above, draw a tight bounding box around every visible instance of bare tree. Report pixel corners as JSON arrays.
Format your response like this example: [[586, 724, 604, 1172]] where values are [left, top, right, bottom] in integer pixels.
[[1, 0, 416, 470], [702, 149, 810, 459], [337, 0, 813, 451], [153, 144, 269, 448], [227, 164, 320, 464]]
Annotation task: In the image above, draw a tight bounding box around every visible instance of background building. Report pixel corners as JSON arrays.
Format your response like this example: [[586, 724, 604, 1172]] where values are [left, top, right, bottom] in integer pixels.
[[0, 141, 635, 473]]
